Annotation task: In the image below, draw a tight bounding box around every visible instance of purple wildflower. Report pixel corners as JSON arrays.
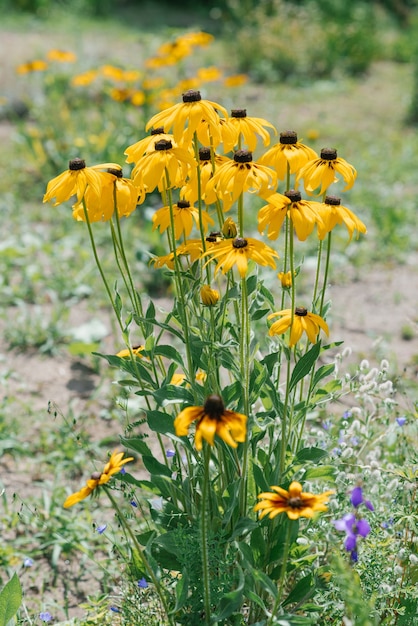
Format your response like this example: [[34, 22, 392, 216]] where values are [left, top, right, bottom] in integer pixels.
[[96, 524, 107, 534], [110, 606, 121, 613], [351, 486, 374, 511], [396, 416, 407, 427], [23, 557, 34, 567], [39, 612, 53, 622], [166, 449, 176, 458], [138, 577, 148, 588], [130, 499, 138, 508], [333, 513, 371, 561], [342, 411, 352, 419]]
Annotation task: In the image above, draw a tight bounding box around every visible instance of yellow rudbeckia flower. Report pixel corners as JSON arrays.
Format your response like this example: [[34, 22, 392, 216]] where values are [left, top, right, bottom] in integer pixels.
[[131, 138, 195, 192], [254, 481, 334, 520], [145, 89, 228, 146], [152, 200, 214, 240], [43, 158, 122, 207], [174, 394, 247, 450], [63, 450, 134, 508], [268, 307, 329, 347], [205, 150, 277, 211], [202, 236, 279, 278], [222, 108, 277, 152], [259, 130, 318, 179], [297, 148, 357, 196], [316, 195, 367, 241]]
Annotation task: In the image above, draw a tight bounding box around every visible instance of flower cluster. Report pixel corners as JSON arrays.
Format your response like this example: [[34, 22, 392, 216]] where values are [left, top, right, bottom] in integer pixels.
[[333, 486, 373, 561]]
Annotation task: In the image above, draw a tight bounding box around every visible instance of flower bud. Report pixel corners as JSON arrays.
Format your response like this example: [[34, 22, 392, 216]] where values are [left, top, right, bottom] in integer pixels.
[[278, 271, 292, 289], [222, 217, 237, 238], [201, 284, 220, 306]]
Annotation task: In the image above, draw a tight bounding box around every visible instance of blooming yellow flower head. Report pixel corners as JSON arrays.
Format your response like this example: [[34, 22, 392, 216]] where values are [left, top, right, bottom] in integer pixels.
[[200, 284, 220, 306], [259, 130, 318, 180], [174, 394, 247, 450], [180, 146, 229, 203], [16, 60, 48, 74], [297, 148, 357, 196], [223, 74, 248, 88], [317, 195, 367, 241], [202, 236, 279, 278], [145, 89, 228, 146], [71, 69, 98, 87], [116, 345, 144, 359], [125, 127, 174, 163], [197, 66, 222, 82], [72, 167, 142, 222], [222, 108, 277, 153], [131, 138, 195, 192], [205, 150, 277, 211], [268, 307, 329, 347], [152, 200, 214, 240], [254, 481, 334, 520], [258, 192, 291, 240], [46, 49, 77, 63], [63, 450, 134, 508], [43, 158, 122, 207]]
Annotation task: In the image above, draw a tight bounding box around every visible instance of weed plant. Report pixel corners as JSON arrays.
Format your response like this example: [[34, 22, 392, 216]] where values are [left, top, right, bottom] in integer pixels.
[[29, 74, 418, 625]]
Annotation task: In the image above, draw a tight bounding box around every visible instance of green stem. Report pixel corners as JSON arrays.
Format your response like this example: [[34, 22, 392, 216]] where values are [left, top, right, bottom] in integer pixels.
[[278, 355, 292, 481], [104, 488, 174, 625], [201, 445, 212, 625], [267, 520, 293, 626], [319, 231, 332, 316], [81, 199, 124, 334], [239, 273, 250, 515]]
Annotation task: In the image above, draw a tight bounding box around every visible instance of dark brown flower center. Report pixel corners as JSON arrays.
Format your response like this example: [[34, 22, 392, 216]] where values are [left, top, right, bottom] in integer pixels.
[[234, 149, 252, 163], [69, 158, 86, 171], [288, 496, 304, 509], [177, 200, 190, 209], [199, 147, 211, 161], [155, 139, 173, 151], [151, 126, 165, 135], [324, 195, 341, 206], [231, 108, 247, 118], [320, 148, 337, 160], [90, 471, 102, 480], [233, 237, 248, 249], [182, 89, 201, 103], [285, 189, 301, 203], [203, 394, 225, 420], [295, 307, 308, 316], [280, 130, 298, 144], [107, 168, 123, 178]]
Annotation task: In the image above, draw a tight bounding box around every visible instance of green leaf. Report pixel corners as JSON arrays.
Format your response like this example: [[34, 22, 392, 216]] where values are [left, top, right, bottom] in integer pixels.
[[211, 567, 244, 622], [151, 385, 194, 406], [252, 463, 270, 492], [282, 572, 315, 607], [312, 363, 335, 388], [142, 455, 172, 478], [0, 573, 22, 626], [251, 308, 270, 321], [170, 569, 189, 614], [119, 437, 152, 457], [304, 465, 336, 481], [145, 410, 175, 435], [289, 342, 321, 393], [295, 447, 329, 463], [153, 344, 184, 366]]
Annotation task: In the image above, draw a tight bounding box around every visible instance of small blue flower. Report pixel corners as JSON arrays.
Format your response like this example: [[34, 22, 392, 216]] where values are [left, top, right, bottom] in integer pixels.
[[396, 416, 407, 427], [96, 524, 107, 534], [39, 612, 53, 622], [110, 606, 121, 613], [23, 557, 34, 567], [342, 411, 352, 419], [130, 500, 138, 508], [333, 513, 371, 562], [138, 577, 148, 588], [120, 467, 126, 474], [166, 449, 176, 458]]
